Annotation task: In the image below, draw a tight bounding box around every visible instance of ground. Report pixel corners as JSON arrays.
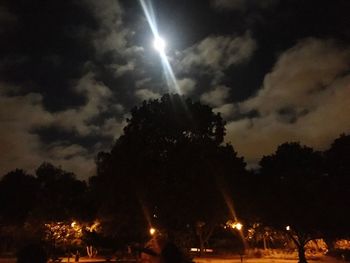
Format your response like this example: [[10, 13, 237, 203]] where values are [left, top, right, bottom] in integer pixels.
[[0, 256, 346, 263], [196, 257, 346, 263]]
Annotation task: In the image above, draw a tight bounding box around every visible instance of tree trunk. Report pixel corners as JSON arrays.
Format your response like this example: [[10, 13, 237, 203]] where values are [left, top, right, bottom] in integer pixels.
[[286, 230, 308, 263], [199, 235, 204, 257], [298, 245, 307, 263], [324, 237, 334, 252]]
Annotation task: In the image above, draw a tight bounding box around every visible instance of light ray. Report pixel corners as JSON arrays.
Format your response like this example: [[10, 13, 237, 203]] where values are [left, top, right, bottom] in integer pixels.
[[221, 187, 249, 250], [139, 0, 180, 93]]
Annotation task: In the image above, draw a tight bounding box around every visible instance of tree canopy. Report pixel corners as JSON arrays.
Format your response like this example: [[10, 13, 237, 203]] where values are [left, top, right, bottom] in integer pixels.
[[35, 162, 88, 221], [93, 94, 247, 245], [254, 138, 350, 263], [0, 169, 38, 224], [0, 93, 348, 261]]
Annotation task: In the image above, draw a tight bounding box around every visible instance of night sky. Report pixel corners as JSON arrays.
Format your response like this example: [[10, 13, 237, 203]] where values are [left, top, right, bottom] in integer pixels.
[[1, 0, 349, 179]]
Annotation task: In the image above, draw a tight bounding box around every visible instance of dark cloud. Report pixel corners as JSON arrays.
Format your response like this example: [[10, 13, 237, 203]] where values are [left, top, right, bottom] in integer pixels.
[[200, 85, 231, 107], [226, 38, 350, 167], [177, 32, 257, 78], [0, 1, 129, 178], [177, 78, 197, 95], [0, 0, 349, 177], [172, 32, 257, 102], [135, 88, 161, 101], [211, 0, 279, 12], [0, 74, 124, 178], [0, 5, 18, 33]]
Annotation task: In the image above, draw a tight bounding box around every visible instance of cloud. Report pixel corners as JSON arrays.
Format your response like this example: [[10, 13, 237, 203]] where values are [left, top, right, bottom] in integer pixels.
[[82, 0, 144, 78], [211, 0, 246, 11], [0, 75, 126, 179], [47, 144, 89, 160], [200, 85, 230, 107], [111, 61, 136, 77], [178, 32, 257, 77], [54, 73, 113, 136], [225, 38, 350, 167], [177, 78, 197, 95], [0, 5, 17, 33], [213, 103, 237, 119], [0, 84, 95, 179], [211, 0, 278, 11], [135, 89, 161, 101], [0, 1, 135, 179], [135, 78, 152, 89], [83, 0, 126, 55], [0, 84, 88, 179], [46, 143, 96, 177], [241, 38, 350, 116], [100, 117, 127, 140]]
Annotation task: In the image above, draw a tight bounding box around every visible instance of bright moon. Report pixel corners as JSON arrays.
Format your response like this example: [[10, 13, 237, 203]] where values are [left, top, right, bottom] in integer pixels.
[[153, 36, 166, 53]]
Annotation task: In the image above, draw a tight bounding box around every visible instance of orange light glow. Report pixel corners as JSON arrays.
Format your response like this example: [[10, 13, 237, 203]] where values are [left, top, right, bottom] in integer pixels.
[[149, 227, 156, 235], [226, 220, 243, 230], [190, 248, 214, 253], [235, 222, 243, 230]]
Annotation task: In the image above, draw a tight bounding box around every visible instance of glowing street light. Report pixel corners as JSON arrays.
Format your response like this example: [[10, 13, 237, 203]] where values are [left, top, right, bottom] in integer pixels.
[[235, 222, 243, 231], [226, 220, 243, 230], [286, 225, 291, 231], [149, 227, 156, 236]]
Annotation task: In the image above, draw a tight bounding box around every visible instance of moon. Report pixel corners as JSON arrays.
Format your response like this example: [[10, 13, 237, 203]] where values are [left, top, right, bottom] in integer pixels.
[[153, 36, 166, 53]]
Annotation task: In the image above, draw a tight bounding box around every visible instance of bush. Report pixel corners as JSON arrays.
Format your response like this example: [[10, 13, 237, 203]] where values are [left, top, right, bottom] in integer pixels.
[[17, 243, 47, 263]]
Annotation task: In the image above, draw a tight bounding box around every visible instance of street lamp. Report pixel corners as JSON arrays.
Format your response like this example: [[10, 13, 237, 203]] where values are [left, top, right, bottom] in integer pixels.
[[149, 227, 156, 236], [235, 222, 243, 231], [226, 220, 243, 230]]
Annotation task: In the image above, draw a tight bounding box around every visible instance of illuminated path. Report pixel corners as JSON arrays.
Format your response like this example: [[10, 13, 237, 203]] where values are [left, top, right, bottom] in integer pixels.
[[0, 256, 345, 263]]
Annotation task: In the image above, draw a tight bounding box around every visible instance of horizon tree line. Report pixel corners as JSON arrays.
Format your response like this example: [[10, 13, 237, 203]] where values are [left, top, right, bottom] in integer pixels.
[[0, 94, 349, 263]]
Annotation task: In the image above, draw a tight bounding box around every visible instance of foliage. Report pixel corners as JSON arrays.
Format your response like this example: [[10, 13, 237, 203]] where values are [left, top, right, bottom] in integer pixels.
[[0, 163, 92, 254], [255, 138, 350, 262], [0, 92, 349, 260], [259, 142, 323, 180], [44, 222, 82, 250], [0, 169, 38, 224], [34, 162, 89, 221], [325, 134, 350, 179], [246, 223, 291, 250], [43, 220, 101, 257], [94, 94, 247, 247]]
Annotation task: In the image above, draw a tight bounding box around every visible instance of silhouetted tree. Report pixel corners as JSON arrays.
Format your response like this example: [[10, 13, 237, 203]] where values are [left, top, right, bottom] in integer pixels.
[[34, 162, 88, 221], [0, 169, 38, 224], [0, 170, 41, 252], [260, 142, 323, 180], [257, 141, 349, 263], [322, 134, 350, 249], [325, 134, 350, 179], [94, 94, 247, 248]]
